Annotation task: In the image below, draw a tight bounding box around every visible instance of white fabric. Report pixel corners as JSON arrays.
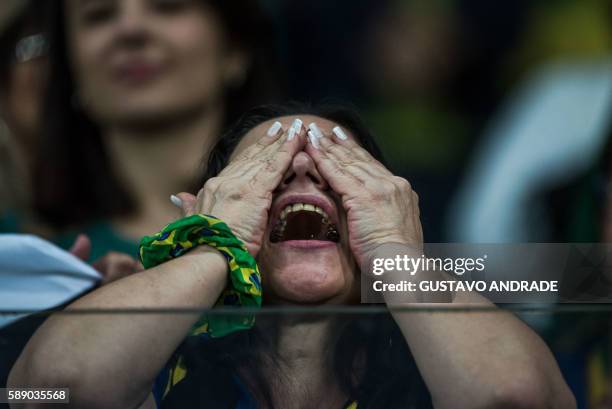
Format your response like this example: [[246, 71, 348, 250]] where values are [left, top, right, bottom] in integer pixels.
[[445, 59, 612, 330], [448, 58, 612, 242], [0, 234, 101, 329]]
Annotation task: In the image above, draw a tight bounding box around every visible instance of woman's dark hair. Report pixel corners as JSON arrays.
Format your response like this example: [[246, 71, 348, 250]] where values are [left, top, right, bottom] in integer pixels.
[[164, 315, 431, 409], [162, 103, 432, 409], [201, 101, 388, 183], [33, 0, 284, 229]]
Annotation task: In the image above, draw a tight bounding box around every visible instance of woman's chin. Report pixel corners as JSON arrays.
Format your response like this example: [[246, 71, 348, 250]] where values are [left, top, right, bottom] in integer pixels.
[[266, 265, 347, 304]]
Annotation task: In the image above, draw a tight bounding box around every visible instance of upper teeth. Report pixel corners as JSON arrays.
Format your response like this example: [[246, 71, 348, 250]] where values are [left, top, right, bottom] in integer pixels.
[[280, 203, 328, 221]]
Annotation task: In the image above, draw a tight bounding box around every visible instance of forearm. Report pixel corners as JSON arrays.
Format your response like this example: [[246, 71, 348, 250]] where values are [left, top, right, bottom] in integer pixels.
[[372, 244, 574, 409], [390, 292, 575, 409], [8, 247, 227, 409]]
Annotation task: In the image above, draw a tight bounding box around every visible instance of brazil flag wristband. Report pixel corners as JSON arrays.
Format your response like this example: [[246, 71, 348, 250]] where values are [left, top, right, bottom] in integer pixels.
[[139, 214, 262, 338]]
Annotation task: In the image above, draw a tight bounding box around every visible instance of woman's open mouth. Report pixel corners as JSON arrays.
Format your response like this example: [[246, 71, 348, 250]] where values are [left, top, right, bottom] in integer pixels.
[[270, 202, 340, 243]]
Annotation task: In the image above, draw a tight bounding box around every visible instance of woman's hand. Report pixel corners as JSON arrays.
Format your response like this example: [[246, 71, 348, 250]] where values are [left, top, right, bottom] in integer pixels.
[[69, 234, 144, 284], [176, 123, 305, 256], [306, 129, 423, 266], [92, 252, 144, 285]]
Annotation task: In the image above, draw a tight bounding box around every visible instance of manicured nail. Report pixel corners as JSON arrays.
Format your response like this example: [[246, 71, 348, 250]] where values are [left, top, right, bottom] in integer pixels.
[[308, 122, 324, 139], [287, 118, 303, 141], [292, 118, 303, 132], [267, 121, 282, 137], [170, 195, 183, 208], [332, 126, 348, 140], [308, 130, 320, 149]]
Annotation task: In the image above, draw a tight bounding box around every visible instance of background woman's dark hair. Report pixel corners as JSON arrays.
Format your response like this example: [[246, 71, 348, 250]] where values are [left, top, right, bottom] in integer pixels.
[[162, 103, 431, 409], [0, 1, 44, 85], [33, 0, 284, 229]]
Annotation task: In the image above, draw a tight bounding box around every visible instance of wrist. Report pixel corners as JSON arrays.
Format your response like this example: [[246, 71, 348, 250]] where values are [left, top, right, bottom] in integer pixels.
[[139, 214, 262, 337], [184, 245, 229, 275], [364, 242, 452, 305], [189, 243, 225, 257], [366, 240, 422, 262]]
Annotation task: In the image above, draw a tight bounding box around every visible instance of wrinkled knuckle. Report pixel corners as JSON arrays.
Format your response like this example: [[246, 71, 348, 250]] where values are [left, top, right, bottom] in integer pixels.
[[371, 192, 386, 202], [355, 151, 372, 162], [339, 158, 357, 168], [379, 180, 397, 195], [227, 192, 244, 201], [393, 176, 412, 191], [232, 183, 251, 199], [206, 176, 220, 185], [237, 151, 252, 161], [204, 177, 221, 192], [370, 186, 391, 201], [328, 144, 343, 155]]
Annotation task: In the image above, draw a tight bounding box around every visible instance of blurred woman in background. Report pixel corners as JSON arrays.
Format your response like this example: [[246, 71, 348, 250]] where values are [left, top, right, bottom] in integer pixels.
[[35, 0, 283, 260]]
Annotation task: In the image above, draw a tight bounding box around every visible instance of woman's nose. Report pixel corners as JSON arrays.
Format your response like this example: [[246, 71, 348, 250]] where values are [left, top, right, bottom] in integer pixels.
[[279, 151, 328, 190], [114, 1, 151, 47]]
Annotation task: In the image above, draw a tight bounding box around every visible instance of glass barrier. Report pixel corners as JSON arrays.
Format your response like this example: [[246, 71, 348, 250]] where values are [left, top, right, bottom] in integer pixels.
[[1, 305, 611, 409]]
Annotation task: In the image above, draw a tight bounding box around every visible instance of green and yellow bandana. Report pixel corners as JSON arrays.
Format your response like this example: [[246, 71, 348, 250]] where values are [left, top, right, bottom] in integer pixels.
[[139, 214, 262, 338]]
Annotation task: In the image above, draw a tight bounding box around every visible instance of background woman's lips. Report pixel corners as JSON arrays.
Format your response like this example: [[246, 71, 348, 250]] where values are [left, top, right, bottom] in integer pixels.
[[113, 61, 164, 85]]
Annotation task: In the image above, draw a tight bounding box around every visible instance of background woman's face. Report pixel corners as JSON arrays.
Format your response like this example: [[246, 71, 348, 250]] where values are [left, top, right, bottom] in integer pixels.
[[231, 115, 361, 305], [65, 0, 246, 127]]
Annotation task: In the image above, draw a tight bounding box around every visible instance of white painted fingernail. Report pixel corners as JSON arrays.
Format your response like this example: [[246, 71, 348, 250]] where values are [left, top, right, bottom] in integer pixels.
[[308, 122, 323, 139], [291, 118, 303, 132], [267, 121, 282, 137], [170, 195, 183, 208], [287, 119, 303, 141], [287, 118, 302, 141], [332, 126, 348, 140], [308, 130, 320, 149]]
